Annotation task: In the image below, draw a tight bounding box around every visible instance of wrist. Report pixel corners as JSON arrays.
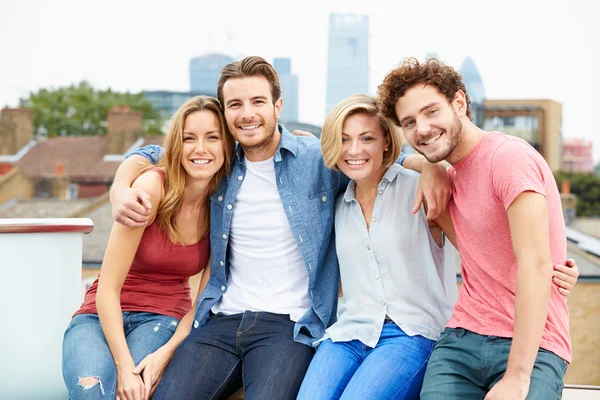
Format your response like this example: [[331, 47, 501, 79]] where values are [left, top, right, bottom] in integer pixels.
[[504, 367, 531, 382]]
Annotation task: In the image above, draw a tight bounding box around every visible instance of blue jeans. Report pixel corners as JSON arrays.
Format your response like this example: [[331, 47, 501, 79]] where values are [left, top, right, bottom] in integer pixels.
[[62, 312, 179, 399], [297, 321, 435, 400], [153, 311, 315, 400], [420, 328, 569, 400]]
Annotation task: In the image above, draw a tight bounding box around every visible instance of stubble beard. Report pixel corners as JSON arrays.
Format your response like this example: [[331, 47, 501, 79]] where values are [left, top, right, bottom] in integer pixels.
[[417, 112, 463, 164]]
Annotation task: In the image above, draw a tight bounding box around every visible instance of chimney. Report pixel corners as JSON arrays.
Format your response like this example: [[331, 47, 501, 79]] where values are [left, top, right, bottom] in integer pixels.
[[106, 105, 142, 154], [561, 179, 570, 194], [0, 108, 34, 155]]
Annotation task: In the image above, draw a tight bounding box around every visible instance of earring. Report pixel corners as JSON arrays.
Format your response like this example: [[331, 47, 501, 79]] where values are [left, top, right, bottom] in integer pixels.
[[384, 148, 389, 152]]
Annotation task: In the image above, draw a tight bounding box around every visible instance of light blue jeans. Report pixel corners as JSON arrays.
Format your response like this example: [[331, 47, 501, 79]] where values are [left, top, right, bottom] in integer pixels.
[[297, 321, 435, 400], [62, 312, 179, 399]]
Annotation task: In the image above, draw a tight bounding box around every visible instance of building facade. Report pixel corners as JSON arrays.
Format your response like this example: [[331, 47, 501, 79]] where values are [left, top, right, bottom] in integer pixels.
[[143, 90, 216, 120], [483, 99, 563, 171], [189, 53, 235, 93], [460, 57, 486, 127], [563, 138, 594, 173], [273, 57, 299, 123], [325, 13, 369, 116]]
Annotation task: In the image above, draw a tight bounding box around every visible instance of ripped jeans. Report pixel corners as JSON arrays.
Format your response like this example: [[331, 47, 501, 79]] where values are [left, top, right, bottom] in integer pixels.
[[62, 312, 179, 399]]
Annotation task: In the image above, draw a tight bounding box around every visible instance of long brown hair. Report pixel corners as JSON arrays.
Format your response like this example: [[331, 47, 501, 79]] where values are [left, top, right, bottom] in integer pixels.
[[156, 96, 235, 244]]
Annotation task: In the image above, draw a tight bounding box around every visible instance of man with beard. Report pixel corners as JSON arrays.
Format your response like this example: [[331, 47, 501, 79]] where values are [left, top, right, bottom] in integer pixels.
[[378, 57, 572, 400], [109, 56, 452, 399]]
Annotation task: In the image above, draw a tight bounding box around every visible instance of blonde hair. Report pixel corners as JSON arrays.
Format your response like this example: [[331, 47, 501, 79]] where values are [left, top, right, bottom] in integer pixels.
[[321, 94, 402, 170], [155, 96, 235, 244]]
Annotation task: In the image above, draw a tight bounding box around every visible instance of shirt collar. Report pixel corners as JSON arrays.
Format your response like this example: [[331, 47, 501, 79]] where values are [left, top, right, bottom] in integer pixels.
[[234, 123, 298, 163], [343, 164, 402, 203]]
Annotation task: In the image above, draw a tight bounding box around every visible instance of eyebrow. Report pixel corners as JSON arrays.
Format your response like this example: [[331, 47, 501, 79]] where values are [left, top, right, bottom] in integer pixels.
[[226, 95, 268, 106], [183, 130, 220, 135], [341, 131, 377, 136], [399, 102, 440, 125]]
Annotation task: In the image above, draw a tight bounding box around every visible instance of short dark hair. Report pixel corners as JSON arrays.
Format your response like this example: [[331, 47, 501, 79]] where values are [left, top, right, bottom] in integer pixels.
[[217, 56, 281, 106]]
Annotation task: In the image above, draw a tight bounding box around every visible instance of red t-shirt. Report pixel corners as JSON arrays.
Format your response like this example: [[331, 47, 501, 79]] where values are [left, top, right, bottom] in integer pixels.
[[447, 132, 571, 362], [75, 170, 209, 320]]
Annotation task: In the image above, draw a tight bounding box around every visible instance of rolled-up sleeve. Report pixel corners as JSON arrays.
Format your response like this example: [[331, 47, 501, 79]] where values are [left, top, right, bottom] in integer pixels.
[[126, 145, 163, 165]]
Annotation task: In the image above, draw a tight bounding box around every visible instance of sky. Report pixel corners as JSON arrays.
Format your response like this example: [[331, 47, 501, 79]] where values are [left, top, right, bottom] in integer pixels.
[[1, 0, 599, 160]]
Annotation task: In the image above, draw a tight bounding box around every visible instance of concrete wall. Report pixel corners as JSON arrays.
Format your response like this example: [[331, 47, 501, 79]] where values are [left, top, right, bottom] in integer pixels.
[[565, 282, 600, 385], [0, 168, 34, 204]]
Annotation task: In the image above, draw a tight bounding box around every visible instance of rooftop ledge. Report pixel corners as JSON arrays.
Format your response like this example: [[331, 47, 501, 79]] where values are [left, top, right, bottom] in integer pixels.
[[0, 218, 94, 234]]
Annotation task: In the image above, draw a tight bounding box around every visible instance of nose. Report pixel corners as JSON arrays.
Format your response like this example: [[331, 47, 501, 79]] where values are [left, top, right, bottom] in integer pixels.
[[348, 139, 361, 156], [416, 117, 431, 136], [194, 138, 207, 154], [240, 104, 256, 121]]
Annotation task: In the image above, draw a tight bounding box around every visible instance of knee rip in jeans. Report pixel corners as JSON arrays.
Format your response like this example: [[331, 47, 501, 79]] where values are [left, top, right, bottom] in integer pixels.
[[78, 376, 105, 395]]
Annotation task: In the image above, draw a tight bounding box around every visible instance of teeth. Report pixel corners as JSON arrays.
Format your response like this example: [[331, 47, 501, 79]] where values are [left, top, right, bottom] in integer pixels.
[[192, 160, 210, 165], [240, 125, 260, 130], [423, 134, 441, 145], [347, 160, 367, 165]]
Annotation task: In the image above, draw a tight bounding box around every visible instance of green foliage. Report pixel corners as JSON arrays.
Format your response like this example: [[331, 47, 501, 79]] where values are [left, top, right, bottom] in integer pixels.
[[20, 81, 163, 137], [555, 171, 600, 217]]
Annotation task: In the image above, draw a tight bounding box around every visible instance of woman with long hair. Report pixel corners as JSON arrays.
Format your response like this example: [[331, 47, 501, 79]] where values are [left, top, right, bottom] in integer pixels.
[[62, 96, 235, 400]]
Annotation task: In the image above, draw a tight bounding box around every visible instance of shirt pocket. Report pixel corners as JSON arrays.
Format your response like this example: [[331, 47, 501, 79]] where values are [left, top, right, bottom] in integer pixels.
[[307, 189, 336, 244]]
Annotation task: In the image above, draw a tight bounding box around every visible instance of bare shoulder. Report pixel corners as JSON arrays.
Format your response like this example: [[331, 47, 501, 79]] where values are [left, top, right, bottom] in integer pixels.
[[132, 168, 164, 204]]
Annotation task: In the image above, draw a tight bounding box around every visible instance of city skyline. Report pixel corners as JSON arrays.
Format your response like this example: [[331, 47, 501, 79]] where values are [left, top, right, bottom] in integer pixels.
[[325, 13, 369, 116], [1, 0, 598, 160]]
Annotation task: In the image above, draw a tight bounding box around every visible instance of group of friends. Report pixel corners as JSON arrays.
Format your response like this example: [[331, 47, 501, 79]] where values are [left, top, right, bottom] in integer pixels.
[[61, 55, 579, 400]]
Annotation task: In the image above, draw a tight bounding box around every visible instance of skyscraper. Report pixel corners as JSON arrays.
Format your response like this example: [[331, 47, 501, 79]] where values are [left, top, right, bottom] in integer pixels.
[[459, 57, 486, 127], [189, 53, 235, 93], [425, 51, 440, 61], [274, 57, 299, 123], [325, 13, 369, 117]]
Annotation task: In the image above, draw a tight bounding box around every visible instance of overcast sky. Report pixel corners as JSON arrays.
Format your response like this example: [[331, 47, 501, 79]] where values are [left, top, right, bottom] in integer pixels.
[[1, 0, 598, 160]]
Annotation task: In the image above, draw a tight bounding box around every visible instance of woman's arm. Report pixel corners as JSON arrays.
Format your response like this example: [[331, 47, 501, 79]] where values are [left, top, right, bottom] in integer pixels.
[[133, 260, 212, 398], [96, 170, 163, 400]]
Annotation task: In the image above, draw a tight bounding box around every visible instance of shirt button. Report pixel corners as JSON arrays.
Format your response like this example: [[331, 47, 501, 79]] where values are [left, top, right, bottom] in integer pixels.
[[237, 175, 243, 181], [374, 274, 379, 279], [219, 261, 224, 266], [322, 196, 327, 202], [367, 245, 371, 250], [218, 196, 223, 201], [221, 285, 226, 291], [222, 234, 227, 240], [227, 204, 233, 210], [193, 320, 199, 328], [378, 190, 383, 195], [372, 217, 377, 222], [381, 301, 386, 307]]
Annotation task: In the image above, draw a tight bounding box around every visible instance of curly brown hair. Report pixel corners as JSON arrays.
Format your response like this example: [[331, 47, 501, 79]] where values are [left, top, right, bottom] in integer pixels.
[[378, 57, 472, 126]]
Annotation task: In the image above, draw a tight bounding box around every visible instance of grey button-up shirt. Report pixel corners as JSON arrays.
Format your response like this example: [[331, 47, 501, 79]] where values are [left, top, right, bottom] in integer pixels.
[[319, 164, 457, 347]]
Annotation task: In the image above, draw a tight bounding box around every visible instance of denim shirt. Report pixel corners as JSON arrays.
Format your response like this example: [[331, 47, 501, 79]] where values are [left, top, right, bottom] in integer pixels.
[[129, 124, 349, 346]]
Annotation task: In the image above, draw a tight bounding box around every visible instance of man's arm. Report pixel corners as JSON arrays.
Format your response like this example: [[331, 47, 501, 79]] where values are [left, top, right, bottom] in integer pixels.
[[402, 154, 452, 220], [485, 191, 553, 400], [110, 155, 154, 227]]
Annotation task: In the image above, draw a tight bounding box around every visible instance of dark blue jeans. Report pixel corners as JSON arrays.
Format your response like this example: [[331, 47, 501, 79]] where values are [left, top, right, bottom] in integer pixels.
[[153, 311, 315, 400], [420, 328, 569, 400]]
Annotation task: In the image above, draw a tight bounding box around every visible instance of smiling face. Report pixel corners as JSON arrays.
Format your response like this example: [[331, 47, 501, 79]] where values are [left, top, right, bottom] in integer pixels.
[[337, 112, 390, 185], [396, 84, 463, 164], [222, 75, 282, 161], [180, 110, 226, 183]]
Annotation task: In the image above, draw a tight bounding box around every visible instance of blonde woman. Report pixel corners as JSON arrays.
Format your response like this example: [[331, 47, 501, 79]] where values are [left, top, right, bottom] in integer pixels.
[[62, 96, 235, 400], [297, 94, 577, 400]]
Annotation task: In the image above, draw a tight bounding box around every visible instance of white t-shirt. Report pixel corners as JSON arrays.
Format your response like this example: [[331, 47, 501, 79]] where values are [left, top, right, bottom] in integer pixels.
[[212, 156, 310, 321]]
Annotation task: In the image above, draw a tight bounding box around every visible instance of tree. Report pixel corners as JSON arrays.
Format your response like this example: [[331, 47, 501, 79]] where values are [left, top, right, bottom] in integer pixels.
[[19, 81, 164, 137], [555, 171, 600, 217]]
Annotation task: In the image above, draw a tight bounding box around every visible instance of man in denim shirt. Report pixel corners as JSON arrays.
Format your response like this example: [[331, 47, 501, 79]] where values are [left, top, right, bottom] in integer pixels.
[[110, 56, 451, 399]]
